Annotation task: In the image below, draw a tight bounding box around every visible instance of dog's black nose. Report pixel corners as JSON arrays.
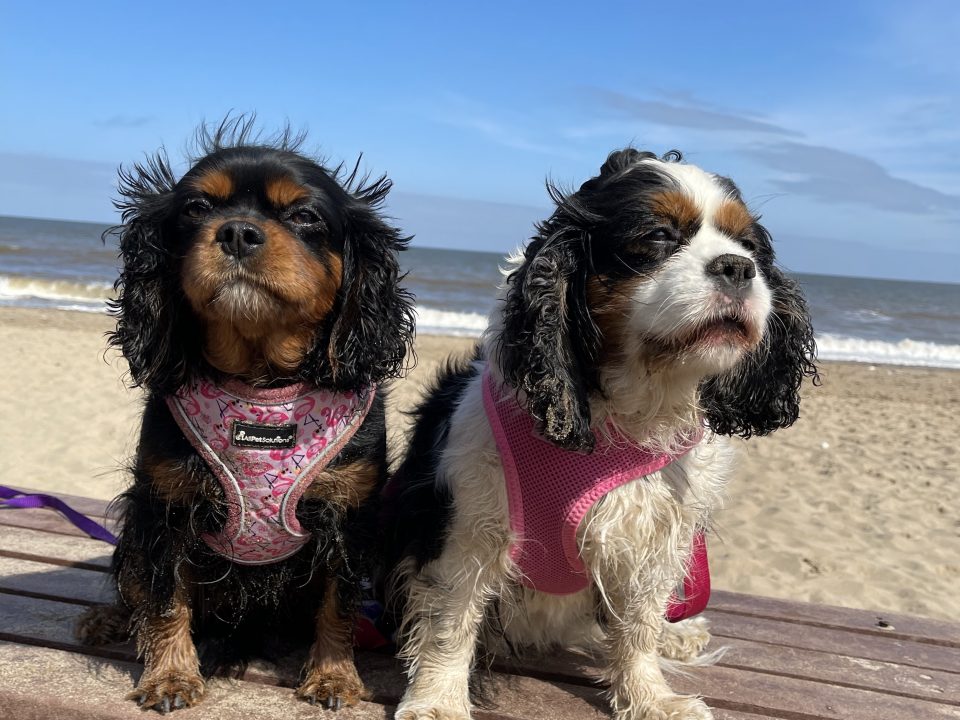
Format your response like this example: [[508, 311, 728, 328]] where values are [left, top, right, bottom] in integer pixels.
[[216, 221, 265, 259], [706, 254, 756, 290]]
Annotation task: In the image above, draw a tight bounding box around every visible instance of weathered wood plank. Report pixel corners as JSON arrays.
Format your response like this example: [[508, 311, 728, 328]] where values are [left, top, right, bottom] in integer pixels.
[[8, 593, 957, 719], [0, 596, 614, 720], [2, 487, 114, 519], [0, 641, 391, 720], [671, 664, 960, 720], [493, 636, 959, 707], [0, 556, 114, 605], [0, 593, 110, 647], [0, 525, 112, 570], [238, 649, 960, 720], [4, 489, 958, 719], [709, 612, 960, 673], [0, 507, 119, 539], [711, 590, 960, 648], [3, 559, 958, 715], [716, 636, 959, 705]]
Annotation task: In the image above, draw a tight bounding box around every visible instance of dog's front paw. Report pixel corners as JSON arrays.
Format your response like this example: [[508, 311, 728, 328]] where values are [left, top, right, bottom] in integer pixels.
[[627, 694, 713, 720], [296, 665, 366, 711], [128, 672, 205, 713], [659, 616, 712, 662], [394, 702, 471, 720]]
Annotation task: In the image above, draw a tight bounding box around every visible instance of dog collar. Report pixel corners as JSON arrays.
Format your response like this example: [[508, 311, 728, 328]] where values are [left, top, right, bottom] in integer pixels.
[[167, 378, 374, 565], [483, 369, 709, 620]]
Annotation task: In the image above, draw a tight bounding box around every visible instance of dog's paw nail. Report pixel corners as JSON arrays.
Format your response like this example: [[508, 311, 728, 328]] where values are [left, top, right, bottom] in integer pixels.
[[326, 696, 335, 709], [172, 695, 185, 710], [336, 697, 343, 711], [158, 696, 171, 714]]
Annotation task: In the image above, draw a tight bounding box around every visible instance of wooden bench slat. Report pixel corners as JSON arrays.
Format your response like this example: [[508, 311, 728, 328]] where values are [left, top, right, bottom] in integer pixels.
[[712, 713, 800, 720], [0, 638, 621, 720], [4, 488, 958, 719], [3, 546, 958, 712], [492, 635, 959, 706], [0, 641, 391, 720], [0, 508, 119, 539], [716, 636, 959, 705], [0, 593, 112, 647], [0, 556, 114, 605], [5, 593, 957, 720], [709, 612, 960, 674], [3, 486, 114, 519], [0, 596, 614, 720], [9, 487, 956, 647], [711, 590, 960, 648], [351, 649, 960, 720], [8, 565, 957, 707], [0, 525, 112, 570], [671, 664, 960, 720]]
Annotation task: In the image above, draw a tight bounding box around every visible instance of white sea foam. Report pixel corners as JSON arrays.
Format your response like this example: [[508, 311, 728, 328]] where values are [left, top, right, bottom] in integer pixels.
[[54, 303, 109, 314], [0, 274, 112, 305], [3, 281, 957, 370], [415, 309, 960, 369], [415, 306, 489, 337], [816, 333, 960, 369]]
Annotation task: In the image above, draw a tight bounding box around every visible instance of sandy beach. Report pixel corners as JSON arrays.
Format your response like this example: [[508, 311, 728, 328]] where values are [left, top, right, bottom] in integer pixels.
[[1, 306, 956, 622]]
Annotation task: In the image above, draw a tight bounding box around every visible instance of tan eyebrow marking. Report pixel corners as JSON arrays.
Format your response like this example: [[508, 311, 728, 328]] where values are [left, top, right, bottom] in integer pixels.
[[192, 169, 234, 199], [714, 199, 756, 238], [266, 176, 311, 208], [648, 190, 701, 233]]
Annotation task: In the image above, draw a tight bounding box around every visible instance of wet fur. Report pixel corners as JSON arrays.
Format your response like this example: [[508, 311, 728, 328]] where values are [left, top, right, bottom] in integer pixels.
[[80, 118, 415, 712], [385, 149, 818, 720]]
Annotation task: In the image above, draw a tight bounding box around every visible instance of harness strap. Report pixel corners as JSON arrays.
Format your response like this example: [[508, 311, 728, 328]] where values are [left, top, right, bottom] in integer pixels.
[[666, 530, 710, 622]]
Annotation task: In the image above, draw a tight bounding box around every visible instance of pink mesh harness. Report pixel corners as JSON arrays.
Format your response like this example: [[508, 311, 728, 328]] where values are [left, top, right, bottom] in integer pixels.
[[167, 379, 374, 565], [482, 370, 710, 620]]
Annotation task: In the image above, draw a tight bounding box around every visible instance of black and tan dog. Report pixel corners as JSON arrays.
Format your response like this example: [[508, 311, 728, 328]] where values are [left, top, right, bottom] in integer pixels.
[[78, 120, 414, 713]]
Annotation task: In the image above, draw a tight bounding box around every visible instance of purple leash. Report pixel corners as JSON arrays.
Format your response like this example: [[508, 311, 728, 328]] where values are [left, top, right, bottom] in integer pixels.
[[0, 485, 118, 545]]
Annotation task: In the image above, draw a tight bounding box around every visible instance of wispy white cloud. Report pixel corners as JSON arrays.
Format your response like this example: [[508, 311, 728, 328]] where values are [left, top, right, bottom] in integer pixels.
[[586, 88, 802, 137], [744, 141, 960, 214], [429, 93, 583, 159], [563, 87, 960, 220], [93, 114, 155, 129]]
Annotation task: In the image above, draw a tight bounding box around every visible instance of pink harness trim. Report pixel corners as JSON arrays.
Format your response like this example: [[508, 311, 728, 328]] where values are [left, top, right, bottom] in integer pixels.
[[167, 379, 374, 565], [483, 370, 709, 620]]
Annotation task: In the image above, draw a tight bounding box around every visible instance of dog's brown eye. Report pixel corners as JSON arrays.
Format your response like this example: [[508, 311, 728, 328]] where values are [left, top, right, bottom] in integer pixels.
[[645, 228, 677, 245], [183, 199, 212, 219], [287, 209, 321, 226]]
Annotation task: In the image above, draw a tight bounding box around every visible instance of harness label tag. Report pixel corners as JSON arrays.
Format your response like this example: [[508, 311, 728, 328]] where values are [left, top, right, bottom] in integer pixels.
[[232, 421, 297, 449]]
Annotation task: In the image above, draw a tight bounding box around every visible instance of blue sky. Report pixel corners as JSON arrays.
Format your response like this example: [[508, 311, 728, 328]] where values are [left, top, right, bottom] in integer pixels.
[[1, 1, 958, 282]]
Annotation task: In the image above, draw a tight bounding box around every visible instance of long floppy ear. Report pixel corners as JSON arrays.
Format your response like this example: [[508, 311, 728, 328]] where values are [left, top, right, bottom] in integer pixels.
[[324, 176, 416, 390], [700, 227, 819, 436], [496, 203, 602, 452], [106, 153, 194, 396]]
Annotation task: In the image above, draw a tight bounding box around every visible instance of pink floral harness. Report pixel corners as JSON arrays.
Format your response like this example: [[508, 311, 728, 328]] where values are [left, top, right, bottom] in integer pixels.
[[167, 379, 374, 565]]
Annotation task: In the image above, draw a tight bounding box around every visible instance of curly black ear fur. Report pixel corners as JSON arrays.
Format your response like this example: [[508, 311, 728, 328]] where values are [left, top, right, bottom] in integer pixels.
[[312, 175, 416, 390], [106, 152, 200, 395], [496, 185, 602, 453], [597, 147, 682, 179], [598, 148, 655, 177], [700, 225, 820, 437]]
